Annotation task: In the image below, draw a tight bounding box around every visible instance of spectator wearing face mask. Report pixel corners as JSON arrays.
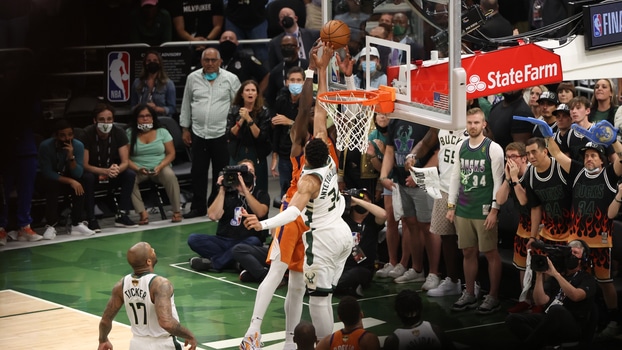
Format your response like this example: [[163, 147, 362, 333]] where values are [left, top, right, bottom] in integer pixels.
[[219, 31, 269, 95], [267, 6, 319, 70], [81, 103, 138, 232], [354, 47, 387, 89], [131, 50, 177, 117], [269, 66, 307, 206], [264, 35, 309, 109]]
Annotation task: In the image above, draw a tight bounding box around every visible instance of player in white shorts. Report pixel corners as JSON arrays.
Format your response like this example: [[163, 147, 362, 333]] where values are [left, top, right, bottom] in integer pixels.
[[98, 242, 196, 350], [243, 40, 352, 342]]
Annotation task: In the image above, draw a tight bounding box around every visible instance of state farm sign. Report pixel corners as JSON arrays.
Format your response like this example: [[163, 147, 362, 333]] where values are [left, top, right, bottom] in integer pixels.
[[386, 43, 563, 107], [462, 44, 562, 98]]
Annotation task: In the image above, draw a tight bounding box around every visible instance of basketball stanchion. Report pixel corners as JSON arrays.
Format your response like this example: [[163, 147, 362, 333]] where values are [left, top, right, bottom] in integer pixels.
[[318, 85, 395, 152]]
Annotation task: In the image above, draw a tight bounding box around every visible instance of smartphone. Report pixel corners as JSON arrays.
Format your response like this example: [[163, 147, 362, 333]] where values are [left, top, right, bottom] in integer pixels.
[[148, 169, 156, 175]]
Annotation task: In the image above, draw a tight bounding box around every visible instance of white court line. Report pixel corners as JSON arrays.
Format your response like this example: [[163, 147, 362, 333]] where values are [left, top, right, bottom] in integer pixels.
[[170, 262, 302, 303], [203, 317, 386, 349], [0, 289, 208, 350]]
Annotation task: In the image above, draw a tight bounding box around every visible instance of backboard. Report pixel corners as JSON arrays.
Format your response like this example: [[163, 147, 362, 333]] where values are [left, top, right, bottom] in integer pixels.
[[324, 0, 466, 130]]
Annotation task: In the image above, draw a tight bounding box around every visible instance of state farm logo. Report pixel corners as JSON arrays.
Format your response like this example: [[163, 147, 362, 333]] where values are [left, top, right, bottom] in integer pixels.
[[468, 63, 560, 94], [466, 75, 486, 93]]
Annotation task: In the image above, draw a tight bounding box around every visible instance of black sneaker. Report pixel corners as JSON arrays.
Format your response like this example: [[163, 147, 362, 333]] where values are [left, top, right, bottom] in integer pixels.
[[189, 257, 212, 271], [183, 209, 206, 219], [88, 219, 101, 233], [239, 270, 254, 282], [115, 214, 138, 228]]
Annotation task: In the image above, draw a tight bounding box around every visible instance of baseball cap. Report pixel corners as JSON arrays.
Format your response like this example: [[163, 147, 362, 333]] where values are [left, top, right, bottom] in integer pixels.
[[356, 47, 380, 61], [141, 0, 158, 6], [552, 103, 570, 117], [537, 91, 559, 104], [580, 142, 606, 160]]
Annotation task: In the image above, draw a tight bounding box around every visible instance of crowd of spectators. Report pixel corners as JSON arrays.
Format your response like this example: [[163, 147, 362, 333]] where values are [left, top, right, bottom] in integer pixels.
[[3, 1, 622, 347]]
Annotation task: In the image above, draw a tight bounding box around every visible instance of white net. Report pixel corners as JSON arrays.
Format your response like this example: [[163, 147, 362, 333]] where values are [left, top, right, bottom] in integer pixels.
[[318, 90, 377, 152]]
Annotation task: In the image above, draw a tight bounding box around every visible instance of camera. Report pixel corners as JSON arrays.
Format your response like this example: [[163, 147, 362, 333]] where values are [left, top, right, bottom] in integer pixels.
[[530, 240, 573, 272], [221, 165, 254, 190], [342, 188, 368, 215]]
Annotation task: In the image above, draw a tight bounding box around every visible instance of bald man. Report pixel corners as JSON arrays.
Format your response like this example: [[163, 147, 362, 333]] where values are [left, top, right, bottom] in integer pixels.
[[294, 321, 317, 350], [98, 242, 197, 350]]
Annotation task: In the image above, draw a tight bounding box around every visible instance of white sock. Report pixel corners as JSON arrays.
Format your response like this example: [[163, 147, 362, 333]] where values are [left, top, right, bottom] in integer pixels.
[[245, 260, 288, 336], [284, 271, 305, 344], [309, 295, 334, 339]]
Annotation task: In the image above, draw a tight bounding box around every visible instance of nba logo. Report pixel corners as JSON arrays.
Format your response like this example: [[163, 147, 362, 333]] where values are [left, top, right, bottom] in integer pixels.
[[107, 51, 130, 102], [593, 14, 602, 38], [230, 207, 243, 226]]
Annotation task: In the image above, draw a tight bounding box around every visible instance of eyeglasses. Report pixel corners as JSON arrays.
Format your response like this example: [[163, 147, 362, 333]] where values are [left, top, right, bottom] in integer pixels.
[[505, 154, 525, 160], [281, 44, 297, 49]]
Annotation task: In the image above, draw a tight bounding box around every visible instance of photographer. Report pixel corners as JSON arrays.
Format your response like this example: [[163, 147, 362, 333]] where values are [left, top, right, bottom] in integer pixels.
[[505, 240, 597, 348], [187, 159, 269, 272], [335, 189, 386, 297]]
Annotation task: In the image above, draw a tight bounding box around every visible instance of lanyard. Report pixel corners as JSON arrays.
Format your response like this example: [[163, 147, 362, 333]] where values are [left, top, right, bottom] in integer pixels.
[[96, 135, 112, 168]]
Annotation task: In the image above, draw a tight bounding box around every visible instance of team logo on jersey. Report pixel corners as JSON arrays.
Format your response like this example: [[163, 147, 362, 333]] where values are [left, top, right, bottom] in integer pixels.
[[132, 279, 139, 287]]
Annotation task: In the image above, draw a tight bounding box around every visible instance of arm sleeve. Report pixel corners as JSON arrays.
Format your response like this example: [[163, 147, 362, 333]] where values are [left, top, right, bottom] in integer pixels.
[[490, 142, 505, 209], [259, 206, 301, 230]]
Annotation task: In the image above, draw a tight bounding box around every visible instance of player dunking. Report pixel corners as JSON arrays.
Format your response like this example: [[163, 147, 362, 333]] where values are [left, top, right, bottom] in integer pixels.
[[243, 42, 353, 344], [98, 242, 196, 350]]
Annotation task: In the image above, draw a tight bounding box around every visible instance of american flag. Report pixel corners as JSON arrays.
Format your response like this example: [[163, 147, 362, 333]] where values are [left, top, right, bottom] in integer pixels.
[[433, 92, 449, 110]]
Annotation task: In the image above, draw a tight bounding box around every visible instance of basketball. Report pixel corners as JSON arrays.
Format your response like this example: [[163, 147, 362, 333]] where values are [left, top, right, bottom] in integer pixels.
[[320, 20, 351, 49]]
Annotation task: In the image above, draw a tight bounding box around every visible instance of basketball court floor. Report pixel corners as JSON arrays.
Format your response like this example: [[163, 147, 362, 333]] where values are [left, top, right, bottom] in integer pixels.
[[2, 179, 622, 349]]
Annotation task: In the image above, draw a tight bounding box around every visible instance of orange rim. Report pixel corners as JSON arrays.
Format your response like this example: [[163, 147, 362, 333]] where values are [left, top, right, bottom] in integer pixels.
[[317, 90, 379, 106]]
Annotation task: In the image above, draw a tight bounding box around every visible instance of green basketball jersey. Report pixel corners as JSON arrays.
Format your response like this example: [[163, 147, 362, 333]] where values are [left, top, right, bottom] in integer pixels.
[[456, 138, 494, 219]]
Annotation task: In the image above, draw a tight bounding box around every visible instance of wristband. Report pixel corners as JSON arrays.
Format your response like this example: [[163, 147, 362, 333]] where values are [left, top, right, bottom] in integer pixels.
[[344, 74, 355, 89], [305, 69, 315, 79], [616, 198, 622, 203], [248, 120, 255, 126]]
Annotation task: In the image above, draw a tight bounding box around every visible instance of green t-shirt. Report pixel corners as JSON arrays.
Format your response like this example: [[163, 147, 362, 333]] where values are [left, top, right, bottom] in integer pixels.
[[591, 109, 610, 123], [127, 128, 173, 169], [456, 138, 494, 219]]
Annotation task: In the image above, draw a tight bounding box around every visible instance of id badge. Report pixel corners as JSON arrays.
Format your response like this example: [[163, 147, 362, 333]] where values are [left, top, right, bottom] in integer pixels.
[[482, 204, 491, 216], [545, 298, 563, 313], [98, 175, 109, 184]]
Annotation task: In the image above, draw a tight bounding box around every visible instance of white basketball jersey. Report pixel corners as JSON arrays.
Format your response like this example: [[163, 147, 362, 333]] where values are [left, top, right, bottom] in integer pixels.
[[392, 321, 442, 349], [301, 157, 345, 229], [437, 129, 466, 193], [123, 273, 179, 338]]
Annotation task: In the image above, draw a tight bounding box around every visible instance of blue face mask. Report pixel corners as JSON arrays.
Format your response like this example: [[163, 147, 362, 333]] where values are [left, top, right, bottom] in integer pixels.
[[204, 72, 218, 81], [361, 61, 377, 73], [288, 83, 303, 95]]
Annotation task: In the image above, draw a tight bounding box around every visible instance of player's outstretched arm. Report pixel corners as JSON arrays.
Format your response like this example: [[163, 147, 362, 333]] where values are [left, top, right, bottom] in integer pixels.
[[313, 42, 335, 143], [290, 44, 320, 157], [153, 277, 197, 350], [98, 280, 124, 350]]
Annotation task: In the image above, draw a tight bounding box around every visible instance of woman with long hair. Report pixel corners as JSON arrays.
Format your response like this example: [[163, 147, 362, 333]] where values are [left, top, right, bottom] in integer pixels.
[[526, 85, 547, 118], [131, 50, 177, 117], [590, 78, 618, 123], [226, 80, 271, 192], [127, 105, 182, 224]]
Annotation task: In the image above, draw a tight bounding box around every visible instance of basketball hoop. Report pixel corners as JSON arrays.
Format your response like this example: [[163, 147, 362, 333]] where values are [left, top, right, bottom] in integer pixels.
[[317, 90, 379, 152]]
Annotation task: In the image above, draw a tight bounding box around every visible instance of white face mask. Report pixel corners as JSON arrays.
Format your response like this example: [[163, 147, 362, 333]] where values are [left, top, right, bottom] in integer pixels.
[[137, 123, 153, 132], [97, 122, 113, 134]]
